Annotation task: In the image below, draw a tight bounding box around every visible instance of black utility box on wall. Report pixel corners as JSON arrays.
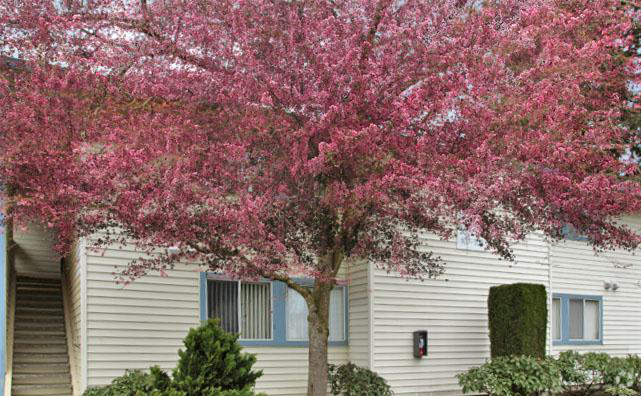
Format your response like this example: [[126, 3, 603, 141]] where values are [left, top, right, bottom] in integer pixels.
[[413, 330, 428, 358]]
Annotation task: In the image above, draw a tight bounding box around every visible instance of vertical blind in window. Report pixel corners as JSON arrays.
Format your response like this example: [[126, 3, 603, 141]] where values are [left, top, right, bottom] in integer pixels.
[[208, 279, 272, 339], [286, 286, 346, 342], [241, 282, 272, 340], [208, 280, 239, 333]]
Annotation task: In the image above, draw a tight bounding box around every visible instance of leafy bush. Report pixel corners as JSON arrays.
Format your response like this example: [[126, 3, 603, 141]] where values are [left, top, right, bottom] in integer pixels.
[[457, 355, 561, 396], [459, 352, 641, 396], [488, 283, 548, 358], [82, 367, 170, 396], [557, 352, 634, 396], [328, 363, 393, 396], [171, 319, 262, 396], [626, 354, 641, 392]]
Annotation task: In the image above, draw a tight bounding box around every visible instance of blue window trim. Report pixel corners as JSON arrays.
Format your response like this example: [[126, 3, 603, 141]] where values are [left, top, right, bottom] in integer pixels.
[[553, 293, 603, 346], [561, 224, 589, 242], [199, 273, 349, 347]]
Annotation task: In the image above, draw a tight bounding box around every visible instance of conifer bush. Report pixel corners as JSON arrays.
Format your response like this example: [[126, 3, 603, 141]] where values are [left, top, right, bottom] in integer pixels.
[[171, 319, 263, 395], [488, 283, 547, 358]]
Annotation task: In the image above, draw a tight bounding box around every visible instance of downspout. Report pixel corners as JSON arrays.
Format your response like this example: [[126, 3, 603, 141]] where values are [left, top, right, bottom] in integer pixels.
[[368, 261, 375, 371], [1, 214, 6, 396], [80, 238, 88, 392], [547, 239, 553, 356]]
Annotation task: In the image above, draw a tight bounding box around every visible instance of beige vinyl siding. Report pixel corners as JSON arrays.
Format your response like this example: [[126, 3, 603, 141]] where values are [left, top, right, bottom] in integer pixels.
[[84, 240, 353, 395], [13, 222, 60, 277], [371, 232, 550, 396], [64, 241, 85, 393], [550, 215, 641, 356], [247, 346, 348, 395], [371, 216, 641, 396], [85, 243, 201, 386]]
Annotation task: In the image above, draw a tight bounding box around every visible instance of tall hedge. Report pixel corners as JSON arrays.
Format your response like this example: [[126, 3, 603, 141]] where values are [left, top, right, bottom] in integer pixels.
[[488, 283, 547, 358]]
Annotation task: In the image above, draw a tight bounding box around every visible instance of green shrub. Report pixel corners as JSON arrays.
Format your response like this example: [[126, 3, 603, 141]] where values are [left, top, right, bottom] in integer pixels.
[[82, 367, 170, 396], [557, 352, 634, 396], [457, 355, 561, 396], [627, 354, 641, 392], [171, 319, 263, 396], [328, 362, 393, 396], [488, 283, 547, 358], [144, 386, 266, 396]]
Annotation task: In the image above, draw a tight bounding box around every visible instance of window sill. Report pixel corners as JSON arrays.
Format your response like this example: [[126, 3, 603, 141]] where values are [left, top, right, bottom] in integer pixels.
[[553, 339, 603, 346], [239, 340, 348, 347]]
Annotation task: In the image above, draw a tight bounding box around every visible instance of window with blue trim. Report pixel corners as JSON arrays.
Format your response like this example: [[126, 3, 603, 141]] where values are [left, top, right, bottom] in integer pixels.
[[207, 278, 273, 340], [202, 274, 348, 347], [553, 294, 603, 345]]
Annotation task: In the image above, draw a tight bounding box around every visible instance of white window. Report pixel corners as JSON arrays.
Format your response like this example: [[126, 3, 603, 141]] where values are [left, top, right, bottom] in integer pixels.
[[286, 287, 346, 342], [569, 298, 600, 340], [456, 229, 485, 251], [208, 280, 272, 340], [552, 298, 561, 341]]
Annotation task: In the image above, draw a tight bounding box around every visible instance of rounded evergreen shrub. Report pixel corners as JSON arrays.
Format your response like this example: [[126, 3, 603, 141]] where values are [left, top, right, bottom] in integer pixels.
[[171, 319, 263, 396], [328, 362, 393, 396]]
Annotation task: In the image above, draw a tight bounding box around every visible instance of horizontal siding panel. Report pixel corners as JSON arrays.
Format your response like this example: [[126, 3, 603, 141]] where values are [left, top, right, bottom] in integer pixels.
[[85, 241, 359, 396], [372, 231, 548, 396], [372, 220, 641, 396]]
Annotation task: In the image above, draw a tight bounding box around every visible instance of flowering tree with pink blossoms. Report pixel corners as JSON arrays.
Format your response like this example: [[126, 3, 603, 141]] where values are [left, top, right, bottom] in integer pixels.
[[2, 1, 641, 394]]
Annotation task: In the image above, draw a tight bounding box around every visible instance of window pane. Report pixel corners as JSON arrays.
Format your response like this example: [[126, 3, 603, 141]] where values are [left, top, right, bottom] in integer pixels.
[[585, 300, 600, 340], [329, 287, 345, 341], [287, 288, 309, 340], [241, 283, 272, 340], [287, 286, 347, 342], [208, 280, 239, 333], [552, 298, 561, 340], [569, 299, 584, 339]]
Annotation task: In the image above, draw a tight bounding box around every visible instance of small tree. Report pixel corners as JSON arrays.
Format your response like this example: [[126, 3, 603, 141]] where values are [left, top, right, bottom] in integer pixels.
[[172, 319, 262, 395], [488, 283, 548, 358], [2, 1, 641, 395]]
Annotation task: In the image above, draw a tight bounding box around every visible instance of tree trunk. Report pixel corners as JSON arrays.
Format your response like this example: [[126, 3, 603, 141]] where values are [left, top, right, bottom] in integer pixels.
[[307, 281, 332, 396]]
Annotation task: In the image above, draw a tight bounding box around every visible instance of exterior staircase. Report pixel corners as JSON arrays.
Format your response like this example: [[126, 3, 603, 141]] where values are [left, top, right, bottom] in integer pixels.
[[11, 276, 73, 396]]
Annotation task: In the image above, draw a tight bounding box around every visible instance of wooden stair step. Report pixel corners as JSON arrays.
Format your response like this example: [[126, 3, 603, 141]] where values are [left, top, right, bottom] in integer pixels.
[[13, 373, 71, 385], [12, 384, 72, 396], [13, 363, 70, 375], [13, 353, 69, 364]]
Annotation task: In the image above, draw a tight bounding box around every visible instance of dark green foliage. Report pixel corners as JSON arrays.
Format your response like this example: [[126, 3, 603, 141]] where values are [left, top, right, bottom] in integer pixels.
[[82, 368, 170, 396], [328, 363, 393, 396], [458, 352, 641, 396], [627, 354, 641, 392], [557, 351, 634, 396], [457, 355, 561, 396], [488, 283, 547, 358], [172, 319, 262, 396]]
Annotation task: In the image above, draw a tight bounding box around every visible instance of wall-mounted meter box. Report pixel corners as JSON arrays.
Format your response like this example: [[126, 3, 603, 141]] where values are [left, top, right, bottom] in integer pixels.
[[413, 330, 428, 358]]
